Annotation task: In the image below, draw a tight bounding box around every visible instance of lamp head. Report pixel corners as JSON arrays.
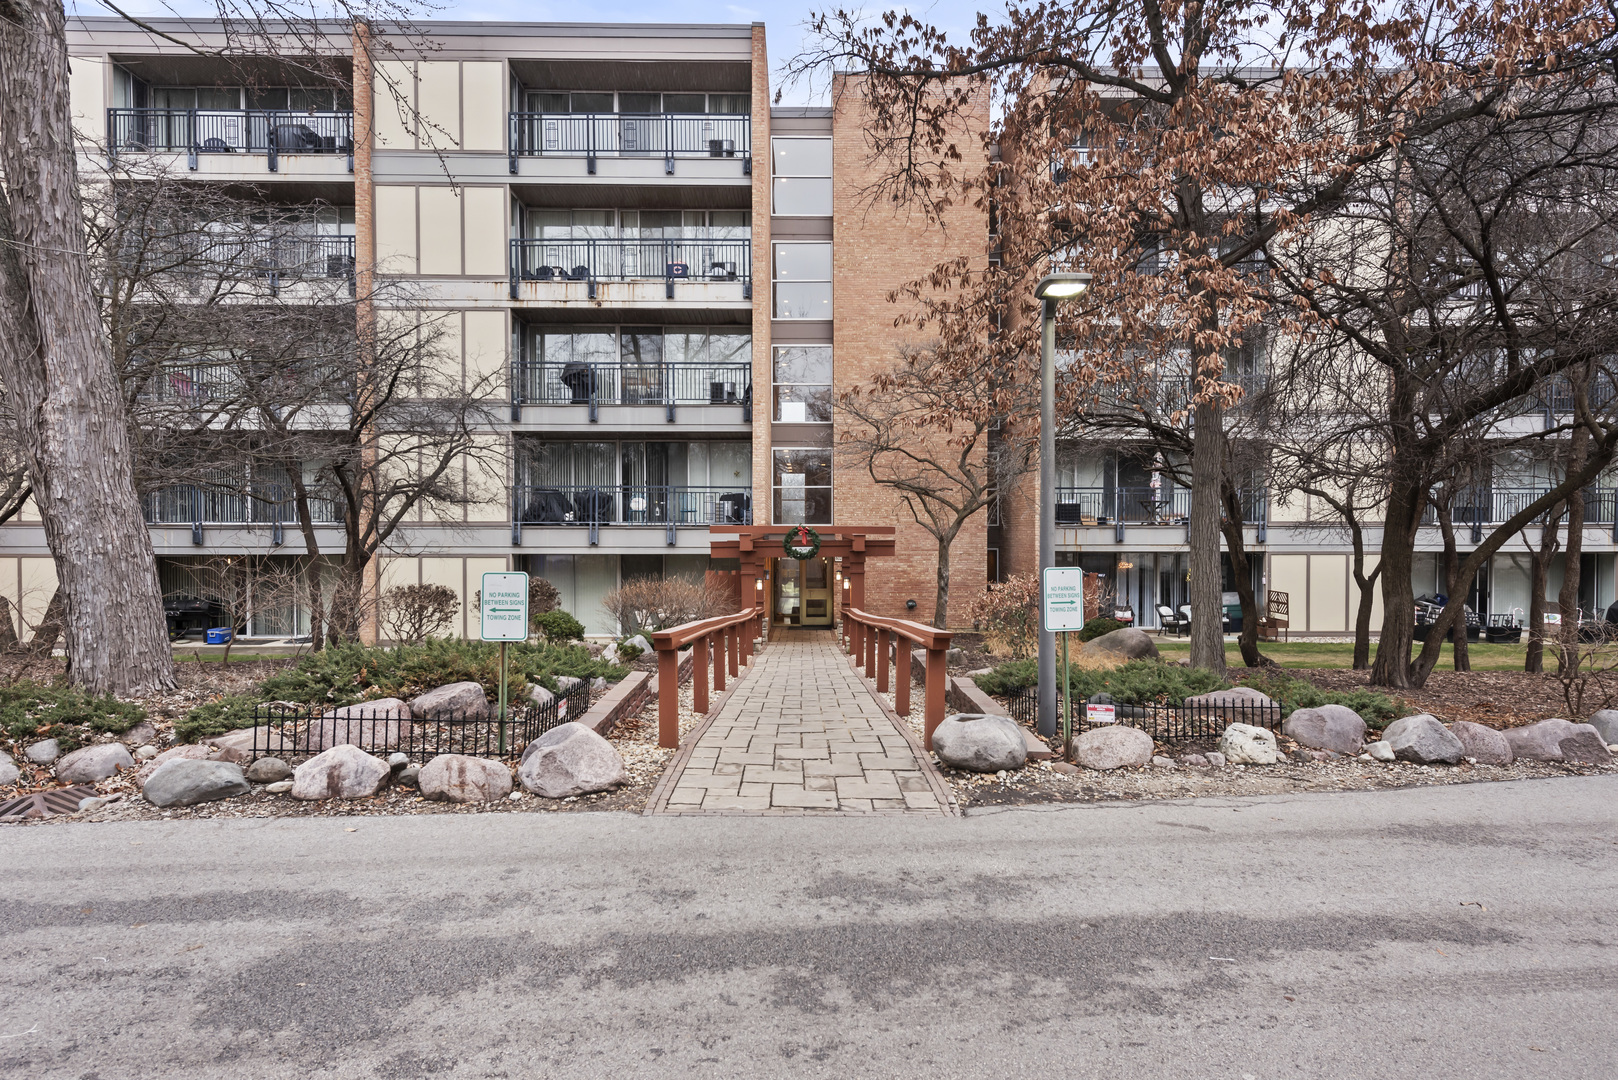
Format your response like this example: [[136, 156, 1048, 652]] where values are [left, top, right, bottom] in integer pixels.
[[1034, 272, 1092, 301]]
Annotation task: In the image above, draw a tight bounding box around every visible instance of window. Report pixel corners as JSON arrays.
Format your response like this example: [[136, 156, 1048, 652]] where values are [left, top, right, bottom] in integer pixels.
[[773, 448, 831, 524], [522, 92, 751, 115], [773, 244, 832, 320], [773, 346, 832, 423], [772, 137, 832, 216]]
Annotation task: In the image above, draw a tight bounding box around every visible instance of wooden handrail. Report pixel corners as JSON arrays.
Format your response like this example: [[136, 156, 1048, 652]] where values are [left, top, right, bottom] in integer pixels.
[[844, 607, 952, 749], [651, 608, 758, 749]]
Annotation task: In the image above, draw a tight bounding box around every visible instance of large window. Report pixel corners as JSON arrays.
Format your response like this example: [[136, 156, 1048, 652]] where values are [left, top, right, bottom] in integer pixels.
[[773, 448, 831, 525], [773, 244, 832, 320], [522, 208, 750, 241], [773, 346, 832, 423], [523, 92, 748, 115], [772, 137, 832, 216]]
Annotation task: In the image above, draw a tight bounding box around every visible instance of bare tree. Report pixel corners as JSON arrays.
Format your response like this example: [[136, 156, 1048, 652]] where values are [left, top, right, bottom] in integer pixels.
[[837, 344, 1036, 627]]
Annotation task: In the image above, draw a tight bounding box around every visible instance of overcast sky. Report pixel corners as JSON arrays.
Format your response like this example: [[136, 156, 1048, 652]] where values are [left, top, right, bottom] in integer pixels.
[[75, 0, 992, 105]]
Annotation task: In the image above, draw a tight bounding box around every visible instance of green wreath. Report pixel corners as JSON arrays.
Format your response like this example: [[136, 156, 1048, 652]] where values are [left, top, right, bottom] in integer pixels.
[[782, 525, 821, 560]]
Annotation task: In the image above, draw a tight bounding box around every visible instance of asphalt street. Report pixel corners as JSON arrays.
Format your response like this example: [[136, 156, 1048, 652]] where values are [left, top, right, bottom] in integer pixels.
[[3, 777, 1617, 1079]]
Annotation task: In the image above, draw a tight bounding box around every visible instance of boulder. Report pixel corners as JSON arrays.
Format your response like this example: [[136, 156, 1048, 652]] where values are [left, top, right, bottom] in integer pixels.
[[1501, 718, 1613, 764], [120, 721, 159, 747], [203, 726, 293, 757], [1084, 628, 1159, 662], [931, 713, 1028, 773], [528, 684, 556, 710], [0, 751, 18, 787], [244, 757, 293, 784], [291, 744, 392, 801], [418, 754, 513, 803], [517, 722, 626, 799], [625, 634, 651, 654], [1204, 751, 1228, 767], [310, 699, 412, 752], [387, 752, 410, 770], [397, 765, 421, 788], [1187, 687, 1279, 723], [409, 682, 490, 721], [1367, 741, 1396, 762], [555, 676, 584, 695], [945, 647, 965, 667], [1218, 723, 1281, 765], [265, 780, 293, 794], [1073, 725, 1155, 771], [135, 744, 246, 786], [133, 745, 158, 762], [1283, 705, 1367, 756], [24, 739, 59, 765], [1447, 721, 1512, 766], [56, 742, 135, 784], [142, 759, 250, 807], [602, 644, 621, 665], [1151, 755, 1176, 768], [1381, 714, 1465, 765], [1588, 710, 1618, 746]]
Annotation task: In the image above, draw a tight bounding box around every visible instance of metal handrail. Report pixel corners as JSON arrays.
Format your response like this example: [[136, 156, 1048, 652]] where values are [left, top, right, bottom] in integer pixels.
[[107, 108, 355, 172], [509, 237, 751, 295], [507, 111, 751, 164], [142, 482, 343, 528]]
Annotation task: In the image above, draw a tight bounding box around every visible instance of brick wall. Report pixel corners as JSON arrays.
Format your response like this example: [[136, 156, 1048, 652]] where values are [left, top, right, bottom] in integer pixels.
[[830, 73, 992, 627]]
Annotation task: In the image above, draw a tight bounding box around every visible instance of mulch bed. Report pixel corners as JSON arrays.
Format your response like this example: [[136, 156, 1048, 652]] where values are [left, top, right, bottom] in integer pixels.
[[1280, 667, 1602, 727]]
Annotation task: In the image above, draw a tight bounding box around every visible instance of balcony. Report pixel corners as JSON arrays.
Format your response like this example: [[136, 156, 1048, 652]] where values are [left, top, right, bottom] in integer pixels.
[[1425, 487, 1618, 541], [143, 483, 342, 545], [512, 359, 750, 422], [507, 113, 750, 174], [509, 238, 750, 301], [511, 484, 752, 545], [1056, 486, 1267, 541], [108, 109, 355, 172]]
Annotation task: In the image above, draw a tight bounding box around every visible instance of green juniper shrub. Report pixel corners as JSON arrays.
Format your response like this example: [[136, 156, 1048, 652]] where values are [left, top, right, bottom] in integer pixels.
[[534, 609, 586, 644], [177, 693, 263, 744], [1076, 617, 1124, 643], [0, 679, 146, 755], [1229, 670, 1406, 728], [974, 658, 1227, 704], [613, 638, 645, 663]]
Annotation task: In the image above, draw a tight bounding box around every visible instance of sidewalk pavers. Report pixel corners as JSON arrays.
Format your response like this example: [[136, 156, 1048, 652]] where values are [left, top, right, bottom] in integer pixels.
[[648, 629, 956, 816]]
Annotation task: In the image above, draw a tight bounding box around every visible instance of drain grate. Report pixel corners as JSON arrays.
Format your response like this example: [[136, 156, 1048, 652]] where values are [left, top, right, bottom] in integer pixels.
[[0, 785, 96, 821]]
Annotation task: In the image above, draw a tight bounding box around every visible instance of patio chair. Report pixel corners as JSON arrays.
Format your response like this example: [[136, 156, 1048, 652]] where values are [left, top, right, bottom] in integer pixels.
[[1155, 604, 1185, 637]]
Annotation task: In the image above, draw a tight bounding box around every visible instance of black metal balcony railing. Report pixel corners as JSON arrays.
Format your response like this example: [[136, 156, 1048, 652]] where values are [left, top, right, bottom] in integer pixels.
[[143, 483, 343, 546], [511, 484, 752, 546], [107, 109, 355, 172], [1055, 486, 1268, 540], [511, 360, 751, 422], [508, 238, 751, 299], [1424, 487, 1618, 541], [507, 112, 751, 173]]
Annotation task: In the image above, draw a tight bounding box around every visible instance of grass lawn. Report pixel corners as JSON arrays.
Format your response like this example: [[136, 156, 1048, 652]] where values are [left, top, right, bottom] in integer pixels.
[[1150, 639, 1535, 671]]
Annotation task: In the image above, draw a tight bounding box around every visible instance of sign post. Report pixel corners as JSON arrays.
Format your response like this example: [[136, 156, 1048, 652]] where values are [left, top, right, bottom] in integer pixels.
[[480, 571, 529, 754], [1041, 567, 1086, 758]]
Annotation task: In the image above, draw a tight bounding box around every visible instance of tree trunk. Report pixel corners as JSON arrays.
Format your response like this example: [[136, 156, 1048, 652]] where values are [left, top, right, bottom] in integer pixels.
[[1435, 504, 1470, 672], [27, 586, 64, 658], [1370, 483, 1423, 688], [1219, 489, 1269, 668], [933, 529, 953, 629], [0, 2, 175, 694], [1351, 563, 1382, 670], [1557, 424, 1590, 673], [1526, 511, 1562, 673], [289, 473, 325, 651], [1188, 400, 1227, 674], [0, 596, 19, 652]]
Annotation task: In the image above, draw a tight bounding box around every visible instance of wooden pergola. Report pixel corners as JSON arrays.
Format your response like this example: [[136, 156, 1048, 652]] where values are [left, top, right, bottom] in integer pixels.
[[708, 525, 896, 626]]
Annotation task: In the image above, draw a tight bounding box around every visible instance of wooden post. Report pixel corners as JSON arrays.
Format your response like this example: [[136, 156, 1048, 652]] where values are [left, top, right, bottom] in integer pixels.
[[741, 619, 753, 662], [876, 627, 891, 693], [924, 645, 947, 749], [693, 635, 710, 714], [713, 628, 727, 693], [894, 637, 911, 716], [864, 617, 877, 672], [657, 645, 679, 749], [849, 615, 861, 664], [727, 619, 740, 677]]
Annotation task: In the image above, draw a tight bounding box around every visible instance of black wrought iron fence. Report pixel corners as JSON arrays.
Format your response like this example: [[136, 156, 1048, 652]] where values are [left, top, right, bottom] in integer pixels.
[[1010, 691, 1283, 742], [246, 680, 592, 763]]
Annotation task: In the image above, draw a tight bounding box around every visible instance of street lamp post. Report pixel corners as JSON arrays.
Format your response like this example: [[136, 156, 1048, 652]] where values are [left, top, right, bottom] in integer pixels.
[[1033, 273, 1091, 737]]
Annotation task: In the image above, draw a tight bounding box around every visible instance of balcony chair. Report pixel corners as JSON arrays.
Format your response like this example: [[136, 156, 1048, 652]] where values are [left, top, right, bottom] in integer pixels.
[[565, 265, 591, 282], [521, 488, 575, 524], [199, 137, 234, 153], [559, 361, 595, 404], [572, 489, 616, 524]]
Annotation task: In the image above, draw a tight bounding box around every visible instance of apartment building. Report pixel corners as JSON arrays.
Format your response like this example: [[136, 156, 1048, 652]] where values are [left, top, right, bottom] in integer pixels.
[[27, 17, 983, 642]]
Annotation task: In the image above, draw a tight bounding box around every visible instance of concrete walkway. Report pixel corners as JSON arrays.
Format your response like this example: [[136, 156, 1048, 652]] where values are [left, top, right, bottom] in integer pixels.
[[648, 629, 955, 815]]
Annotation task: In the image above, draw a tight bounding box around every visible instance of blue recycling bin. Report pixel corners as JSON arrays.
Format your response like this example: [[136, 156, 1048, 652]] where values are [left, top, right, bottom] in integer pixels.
[[205, 627, 233, 645]]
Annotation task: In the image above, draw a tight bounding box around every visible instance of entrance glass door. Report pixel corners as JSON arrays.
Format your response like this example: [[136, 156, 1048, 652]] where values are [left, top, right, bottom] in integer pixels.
[[773, 556, 833, 627]]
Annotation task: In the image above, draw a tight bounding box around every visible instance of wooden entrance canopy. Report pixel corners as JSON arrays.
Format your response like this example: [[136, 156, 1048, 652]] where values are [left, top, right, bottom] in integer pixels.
[[708, 526, 896, 620]]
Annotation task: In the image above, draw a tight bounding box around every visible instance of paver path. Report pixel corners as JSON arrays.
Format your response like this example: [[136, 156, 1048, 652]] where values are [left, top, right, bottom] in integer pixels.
[[650, 629, 955, 815]]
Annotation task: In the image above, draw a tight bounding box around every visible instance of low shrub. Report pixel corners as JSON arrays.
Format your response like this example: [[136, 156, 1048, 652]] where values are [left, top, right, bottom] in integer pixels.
[[969, 573, 1041, 659], [973, 659, 1227, 704], [1229, 671, 1406, 728], [1077, 617, 1124, 643], [177, 693, 261, 744], [612, 638, 645, 663], [535, 609, 585, 644], [601, 575, 731, 636], [380, 583, 461, 644], [0, 679, 146, 754]]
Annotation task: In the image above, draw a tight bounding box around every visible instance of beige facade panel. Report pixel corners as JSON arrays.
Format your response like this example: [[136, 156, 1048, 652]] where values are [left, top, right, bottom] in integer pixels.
[[461, 187, 507, 276], [1308, 554, 1349, 633], [415, 61, 462, 150], [423, 310, 463, 389], [418, 187, 465, 276], [19, 556, 59, 632], [420, 556, 467, 635], [461, 62, 506, 152], [68, 56, 107, 143], [464, 310, 508, 394], [374, 61, 418, 149], [1269, 554, 1309, 632], [465, 434, 509, 523], [466, 558, 509, 637], [374, 185, 418, 273]]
